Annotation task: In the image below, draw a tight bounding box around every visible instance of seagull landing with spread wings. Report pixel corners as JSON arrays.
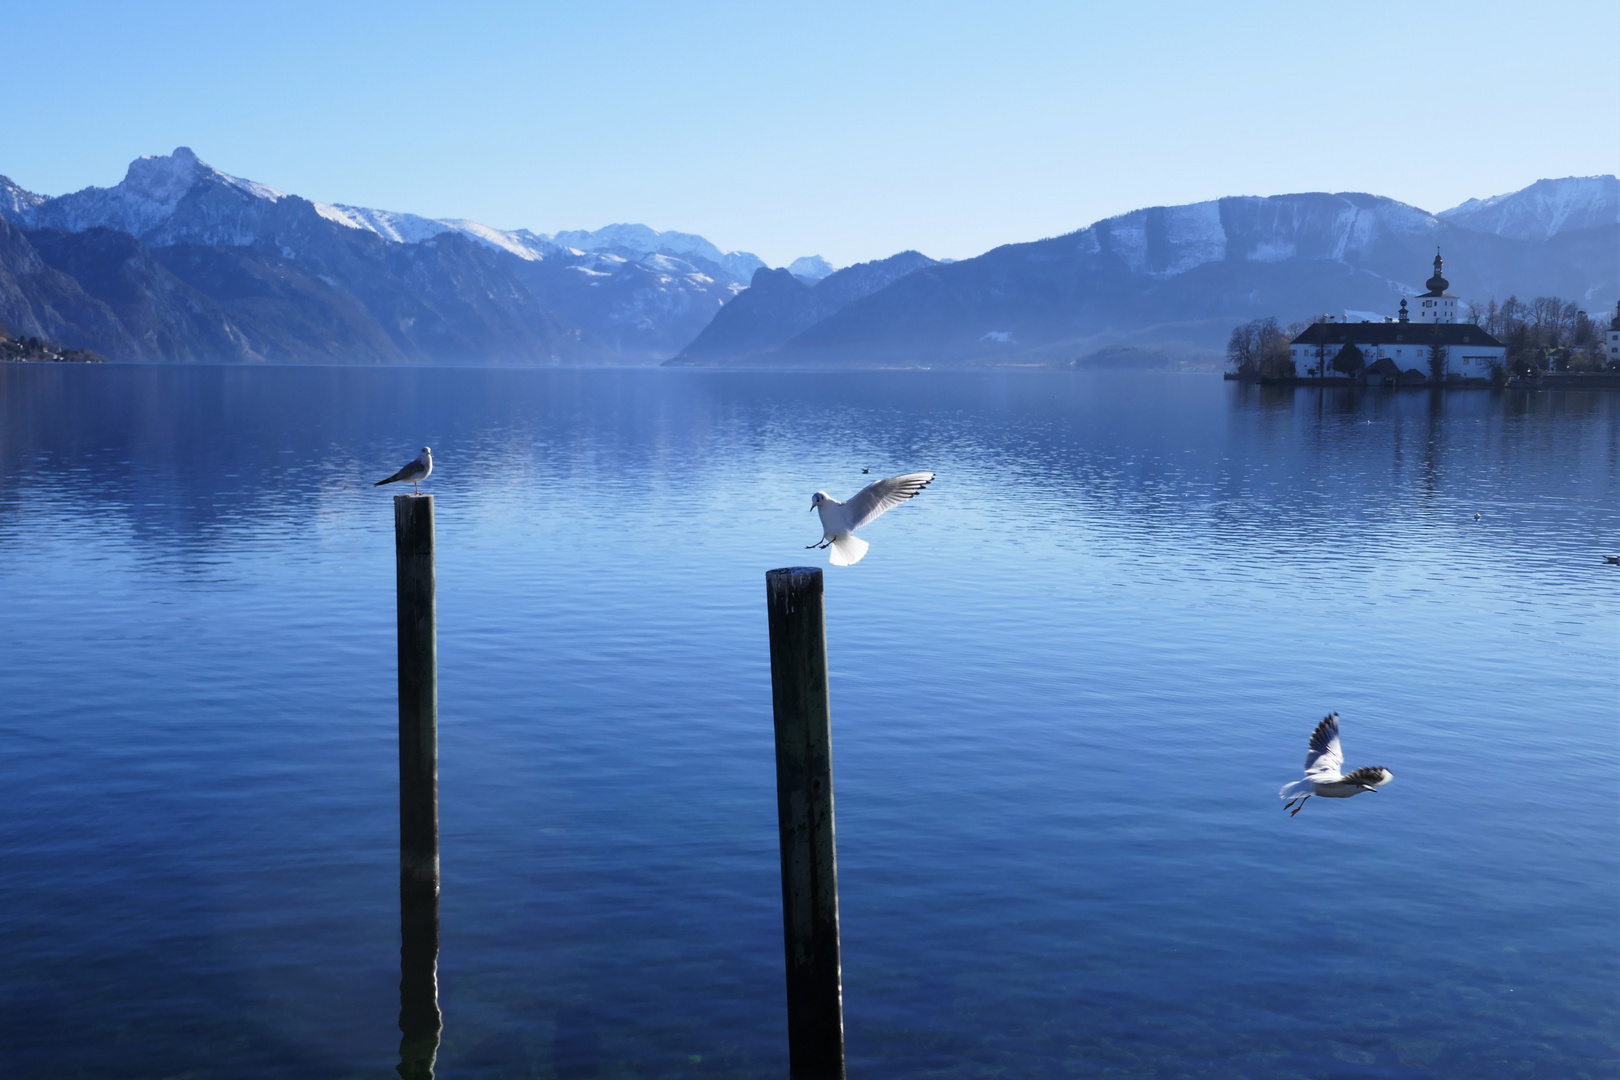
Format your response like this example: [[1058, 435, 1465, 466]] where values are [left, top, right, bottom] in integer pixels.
[[808, 472, 934, 566], [375, 447, 433, 494], [1279, 712, 1393, 817]]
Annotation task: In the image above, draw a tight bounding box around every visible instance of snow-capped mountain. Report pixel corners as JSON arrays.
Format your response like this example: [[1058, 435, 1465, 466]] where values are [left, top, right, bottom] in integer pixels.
[[21, 147, 289, 243], [4, 147, 785, 282], [549, 223, 767, 284], [788, 255, 835, 281], [0, 147, 827, 363], [1439, 175, 1620, 240]]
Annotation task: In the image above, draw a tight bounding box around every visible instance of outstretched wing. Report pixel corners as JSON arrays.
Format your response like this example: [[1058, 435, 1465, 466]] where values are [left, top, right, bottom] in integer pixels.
[[842, 472, 934, 531], [1341, 766, 1392, 788], [1303, 712, 1344, 781]]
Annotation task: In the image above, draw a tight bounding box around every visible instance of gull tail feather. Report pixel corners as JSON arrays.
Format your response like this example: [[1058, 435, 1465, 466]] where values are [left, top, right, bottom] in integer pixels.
[[1279, 779, 1314, 800], [828, 534, 869, 566]]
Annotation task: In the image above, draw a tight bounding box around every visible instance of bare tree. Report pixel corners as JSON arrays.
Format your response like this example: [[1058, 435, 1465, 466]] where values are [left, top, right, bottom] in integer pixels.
[[1257, 318, 1292, 378], [1226, 323, 1260, 377], [1530, 296, 1564, 347]]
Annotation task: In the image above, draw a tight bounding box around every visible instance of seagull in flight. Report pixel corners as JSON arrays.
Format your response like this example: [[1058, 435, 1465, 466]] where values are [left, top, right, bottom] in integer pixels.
[[807, 472, 934, 566], [1279, 712, 1393, 817], [375, 447, 433, 494]]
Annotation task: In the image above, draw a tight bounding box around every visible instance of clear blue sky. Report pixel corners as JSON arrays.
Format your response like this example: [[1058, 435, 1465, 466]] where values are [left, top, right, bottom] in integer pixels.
[[5, 0, 1616, 267]]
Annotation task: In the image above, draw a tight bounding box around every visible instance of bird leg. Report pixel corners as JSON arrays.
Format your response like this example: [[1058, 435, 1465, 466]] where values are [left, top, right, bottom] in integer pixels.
[[1283, 797, 1300, 812], [1289, 795, 1310, 817]]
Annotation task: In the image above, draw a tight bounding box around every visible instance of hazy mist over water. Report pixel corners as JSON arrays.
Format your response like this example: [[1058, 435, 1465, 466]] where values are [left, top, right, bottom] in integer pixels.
[[1, 365, 1616, 1078]]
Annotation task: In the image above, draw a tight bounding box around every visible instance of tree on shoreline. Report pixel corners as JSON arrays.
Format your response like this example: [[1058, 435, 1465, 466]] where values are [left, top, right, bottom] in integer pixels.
[[1331, 342, 1364, 378], [1467, 293, 1613, 373], [1227, 318, 1291, 378]]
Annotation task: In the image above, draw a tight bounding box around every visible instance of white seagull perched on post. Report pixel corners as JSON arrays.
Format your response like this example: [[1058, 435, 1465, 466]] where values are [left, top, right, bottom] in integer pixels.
[[1279, 712, 1393, 817], [375, 447, 433, 494], [807, 471, 934, 566]]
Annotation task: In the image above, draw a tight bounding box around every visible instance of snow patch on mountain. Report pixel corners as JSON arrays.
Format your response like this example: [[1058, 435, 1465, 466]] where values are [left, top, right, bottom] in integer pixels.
[[551, 223, 766, 283], [315, 203, 449, 244], [1088, 200, 1227, 275], [0, 175, 46, 221], [1438, 175, 1620, 239], [1074, 192, 1439, 277]]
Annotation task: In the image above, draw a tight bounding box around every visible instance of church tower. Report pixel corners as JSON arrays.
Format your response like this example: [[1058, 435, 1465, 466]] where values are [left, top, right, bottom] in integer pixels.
[[1414, 250, 1458, 323]]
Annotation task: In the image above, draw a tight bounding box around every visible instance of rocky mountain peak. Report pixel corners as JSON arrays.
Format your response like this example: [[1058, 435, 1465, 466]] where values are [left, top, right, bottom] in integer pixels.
[[1438, 175, 1620, 240]]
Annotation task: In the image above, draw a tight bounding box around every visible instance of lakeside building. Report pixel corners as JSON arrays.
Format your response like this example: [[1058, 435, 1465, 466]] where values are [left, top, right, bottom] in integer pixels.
[[1288, 251, 1506, 380], [1609, 300, 1620, 364]]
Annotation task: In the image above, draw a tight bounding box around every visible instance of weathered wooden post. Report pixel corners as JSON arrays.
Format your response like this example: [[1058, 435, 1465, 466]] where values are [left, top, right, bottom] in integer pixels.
[[394, 494, 441, 1079], [765, 567, 846, 1080]]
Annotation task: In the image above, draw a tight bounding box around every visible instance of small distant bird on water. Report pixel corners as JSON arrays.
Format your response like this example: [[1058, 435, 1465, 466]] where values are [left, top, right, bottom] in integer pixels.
[[375, 446, 433, 494], [1279, 712, 1393, 817], [1604, 555, 1620, 566], [862, 467, 871, 473], [1474, 512, 1482, 522], [808, 472, 934, 566]]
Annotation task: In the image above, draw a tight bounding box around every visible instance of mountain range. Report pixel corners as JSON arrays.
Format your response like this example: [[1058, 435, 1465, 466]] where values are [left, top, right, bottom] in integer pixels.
[[1, 149, 1615, 366], [696, 177, 1617, 368], [0, 148, 818, 363]]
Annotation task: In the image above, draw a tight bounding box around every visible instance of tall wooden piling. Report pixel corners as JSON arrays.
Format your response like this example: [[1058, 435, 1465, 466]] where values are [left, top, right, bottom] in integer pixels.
[[394, 494, 441, 1078], [765, 567, 846, 1080]]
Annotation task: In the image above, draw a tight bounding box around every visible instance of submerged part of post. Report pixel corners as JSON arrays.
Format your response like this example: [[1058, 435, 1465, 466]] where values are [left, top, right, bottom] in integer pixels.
[[765, 567, 846, 1080], [397, 889, 442, 1079], [394, 494, 441, 1077]]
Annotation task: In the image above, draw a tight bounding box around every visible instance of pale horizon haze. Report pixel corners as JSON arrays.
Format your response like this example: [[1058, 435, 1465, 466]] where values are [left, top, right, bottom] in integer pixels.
[[4, 0, 1616, 268]]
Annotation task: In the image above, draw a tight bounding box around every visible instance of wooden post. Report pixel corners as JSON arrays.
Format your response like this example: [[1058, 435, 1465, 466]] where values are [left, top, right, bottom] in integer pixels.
[[765, 567, 846, 1080], [394, 494, 441, 1078]]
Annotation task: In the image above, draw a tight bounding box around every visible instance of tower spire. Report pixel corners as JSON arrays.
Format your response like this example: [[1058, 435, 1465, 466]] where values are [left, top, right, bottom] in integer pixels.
[[1424, 249, 1449, 296]]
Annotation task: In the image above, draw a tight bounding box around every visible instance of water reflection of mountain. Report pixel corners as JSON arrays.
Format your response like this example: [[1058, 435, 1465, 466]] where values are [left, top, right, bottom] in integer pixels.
[[2, 367, 1615, 564]]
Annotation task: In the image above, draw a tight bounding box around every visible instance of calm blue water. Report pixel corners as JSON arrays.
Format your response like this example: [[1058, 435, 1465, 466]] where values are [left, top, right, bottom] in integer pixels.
[[1, 365, 1616, 1079]]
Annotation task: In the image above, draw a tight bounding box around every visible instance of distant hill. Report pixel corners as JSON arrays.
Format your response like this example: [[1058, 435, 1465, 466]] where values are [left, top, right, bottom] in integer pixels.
[[1069, 345, 1180, 371], [670, 251, 937, 364]]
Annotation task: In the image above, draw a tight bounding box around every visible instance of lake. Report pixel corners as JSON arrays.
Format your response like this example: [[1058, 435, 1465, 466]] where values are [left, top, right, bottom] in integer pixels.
[[1, 364, 1615, 1079]]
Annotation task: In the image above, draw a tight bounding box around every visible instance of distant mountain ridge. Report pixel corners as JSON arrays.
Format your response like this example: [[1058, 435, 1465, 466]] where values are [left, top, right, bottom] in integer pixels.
[[672, 251, 938, 364], [0, 148, 818, 363], [682, 178, 1618, 367], [0, 150, 1613, 367], [1437, 175, 1619, 240]]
